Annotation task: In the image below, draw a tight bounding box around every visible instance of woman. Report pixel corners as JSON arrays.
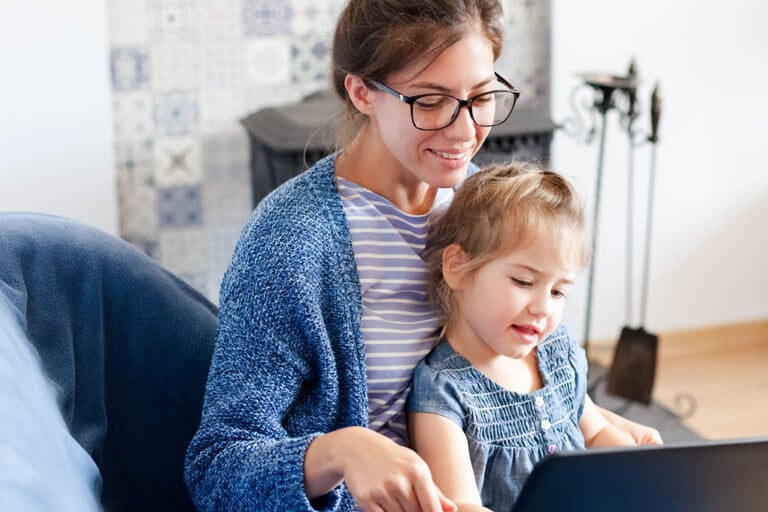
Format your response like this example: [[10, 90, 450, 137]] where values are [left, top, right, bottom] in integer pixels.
[[185, 1, 661, 511]]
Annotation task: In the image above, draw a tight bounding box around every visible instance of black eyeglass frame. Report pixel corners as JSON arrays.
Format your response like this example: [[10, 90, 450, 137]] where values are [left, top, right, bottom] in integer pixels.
[[368, 72, 521, 131]]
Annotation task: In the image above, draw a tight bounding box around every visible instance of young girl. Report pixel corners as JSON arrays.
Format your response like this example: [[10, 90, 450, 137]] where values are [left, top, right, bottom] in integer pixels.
[[408, 162, 639, 511]]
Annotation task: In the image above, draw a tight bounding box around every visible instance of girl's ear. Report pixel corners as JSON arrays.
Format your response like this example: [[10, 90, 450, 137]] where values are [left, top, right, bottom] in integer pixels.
[[442, 244, 469, 291], [344, 74, 376, 116]]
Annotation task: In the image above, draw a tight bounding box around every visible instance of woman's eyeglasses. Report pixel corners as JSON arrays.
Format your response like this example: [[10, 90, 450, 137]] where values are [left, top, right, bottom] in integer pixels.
[[368, 72, 520, 131]]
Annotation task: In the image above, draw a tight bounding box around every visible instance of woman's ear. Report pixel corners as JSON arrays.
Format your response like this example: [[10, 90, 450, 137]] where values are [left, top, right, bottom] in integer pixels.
[[442, 244, 469, 291], [344, 74, 376, 116]]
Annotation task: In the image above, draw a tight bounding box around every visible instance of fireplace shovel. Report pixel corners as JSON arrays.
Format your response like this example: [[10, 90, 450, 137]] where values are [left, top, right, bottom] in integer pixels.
[[607, 84, 662, 405]]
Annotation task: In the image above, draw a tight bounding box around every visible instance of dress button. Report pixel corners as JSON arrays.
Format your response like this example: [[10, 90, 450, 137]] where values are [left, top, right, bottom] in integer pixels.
[[534, 396, 545, 407], [547, 444, 558, 454], [541, 419, 551, 431]]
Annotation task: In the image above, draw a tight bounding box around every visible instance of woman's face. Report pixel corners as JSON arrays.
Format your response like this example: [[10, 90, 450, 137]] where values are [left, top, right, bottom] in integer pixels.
[[367, 33, 498, 190]]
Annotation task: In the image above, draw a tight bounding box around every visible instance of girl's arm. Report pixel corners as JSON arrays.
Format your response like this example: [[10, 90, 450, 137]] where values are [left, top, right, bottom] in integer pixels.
[[580, 395, 637, 448], [598, 406, 663, 445], [409, 412, 492, 512], [565, 324, 662, 445]]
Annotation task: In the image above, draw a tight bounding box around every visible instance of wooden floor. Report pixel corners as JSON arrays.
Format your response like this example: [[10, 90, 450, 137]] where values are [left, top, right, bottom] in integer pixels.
[[590, 320, 768, 440]]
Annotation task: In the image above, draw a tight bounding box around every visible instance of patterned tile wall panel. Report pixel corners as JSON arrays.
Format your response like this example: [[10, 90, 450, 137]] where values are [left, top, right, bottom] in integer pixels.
[[498, 0, 551, 112], [107, 0, 550, 301]]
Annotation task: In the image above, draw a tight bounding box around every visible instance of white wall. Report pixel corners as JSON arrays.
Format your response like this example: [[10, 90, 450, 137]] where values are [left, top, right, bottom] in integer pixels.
[[0, 0, 116, 234], [552, 0, 768, 341], [2, 0, 766, 338]]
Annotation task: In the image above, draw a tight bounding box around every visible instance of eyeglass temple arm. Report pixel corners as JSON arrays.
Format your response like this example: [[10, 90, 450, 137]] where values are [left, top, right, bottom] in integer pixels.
[[494, 72, 520, 94]]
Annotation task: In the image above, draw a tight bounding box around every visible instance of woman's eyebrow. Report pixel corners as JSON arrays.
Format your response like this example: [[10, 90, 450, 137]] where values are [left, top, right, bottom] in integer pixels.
[[409, 75, 496, 93]]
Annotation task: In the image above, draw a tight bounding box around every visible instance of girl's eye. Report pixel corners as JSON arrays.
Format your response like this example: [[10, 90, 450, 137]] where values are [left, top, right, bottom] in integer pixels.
[[512, 278, 531, 287], [551, 289, 567, 299]]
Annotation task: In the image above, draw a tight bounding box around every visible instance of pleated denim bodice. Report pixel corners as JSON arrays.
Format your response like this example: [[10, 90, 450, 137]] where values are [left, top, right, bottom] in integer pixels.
[[408, 325, 588, 511]]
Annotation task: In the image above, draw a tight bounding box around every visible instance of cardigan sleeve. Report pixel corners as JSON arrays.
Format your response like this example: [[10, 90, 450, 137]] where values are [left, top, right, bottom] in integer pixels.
[[185, 172, 364, 512]]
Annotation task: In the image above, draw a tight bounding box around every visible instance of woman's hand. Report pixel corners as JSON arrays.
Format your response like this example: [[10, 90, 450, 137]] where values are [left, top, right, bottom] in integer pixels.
[[305, 426, 456, 512]]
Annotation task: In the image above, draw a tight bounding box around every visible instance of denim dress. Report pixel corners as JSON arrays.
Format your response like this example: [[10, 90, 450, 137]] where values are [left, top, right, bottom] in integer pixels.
[[407, 325, 587, 511]]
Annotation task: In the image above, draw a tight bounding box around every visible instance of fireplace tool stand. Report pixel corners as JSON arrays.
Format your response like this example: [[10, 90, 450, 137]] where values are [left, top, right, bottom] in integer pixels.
[[563, 62, 696, 419]]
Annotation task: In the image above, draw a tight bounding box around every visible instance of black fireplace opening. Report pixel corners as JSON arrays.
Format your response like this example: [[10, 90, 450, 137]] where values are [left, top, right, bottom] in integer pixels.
[[242, 90, 556, 208]]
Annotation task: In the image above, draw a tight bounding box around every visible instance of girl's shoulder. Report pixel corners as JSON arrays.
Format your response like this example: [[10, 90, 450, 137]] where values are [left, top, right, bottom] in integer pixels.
[[411, 340, 475, 401], [537, 324, 585, 366], [419, 338, 471, 372], [409, 339, 471, 426], [538, 324, 579, 351]]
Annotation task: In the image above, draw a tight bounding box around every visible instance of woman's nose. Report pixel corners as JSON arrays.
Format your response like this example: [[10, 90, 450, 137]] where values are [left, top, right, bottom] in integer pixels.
[[442, 104, 476, 140]]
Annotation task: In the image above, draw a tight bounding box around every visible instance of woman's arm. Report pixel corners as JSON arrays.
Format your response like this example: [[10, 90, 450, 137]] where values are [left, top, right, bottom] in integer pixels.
[[305, 426, 457, 512], [187, 172, 459, 511], [409, 412, 491, 512], [186, 205, 351, 511]]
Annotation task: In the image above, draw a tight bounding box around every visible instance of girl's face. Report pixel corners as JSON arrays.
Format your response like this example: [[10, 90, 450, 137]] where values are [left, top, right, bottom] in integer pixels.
[[367, 33, 497, 190], [448, 234, 577, 361]]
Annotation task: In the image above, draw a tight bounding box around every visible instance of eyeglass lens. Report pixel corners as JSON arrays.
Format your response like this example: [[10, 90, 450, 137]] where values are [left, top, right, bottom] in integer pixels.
[[412, 90, 516, 130]]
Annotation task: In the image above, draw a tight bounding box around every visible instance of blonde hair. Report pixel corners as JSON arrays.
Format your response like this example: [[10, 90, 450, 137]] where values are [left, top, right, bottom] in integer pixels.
[[423, 161, 590, 330]]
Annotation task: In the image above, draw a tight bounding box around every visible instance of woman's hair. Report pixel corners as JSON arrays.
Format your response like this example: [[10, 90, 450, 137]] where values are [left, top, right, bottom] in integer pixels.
[[423, 161, 590, 329], [330, 0, 505, 146]]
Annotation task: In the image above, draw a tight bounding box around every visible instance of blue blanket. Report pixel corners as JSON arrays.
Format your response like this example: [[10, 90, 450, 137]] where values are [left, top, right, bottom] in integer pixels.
[[0, 212, 218, 511]]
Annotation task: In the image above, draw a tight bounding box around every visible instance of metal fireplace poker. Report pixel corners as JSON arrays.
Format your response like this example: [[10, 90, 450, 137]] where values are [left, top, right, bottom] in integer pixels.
[[575, 64, 639, 364]]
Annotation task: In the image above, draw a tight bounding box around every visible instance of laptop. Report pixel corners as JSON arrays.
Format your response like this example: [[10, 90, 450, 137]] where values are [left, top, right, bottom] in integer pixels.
[[512, 436, 768, 512]]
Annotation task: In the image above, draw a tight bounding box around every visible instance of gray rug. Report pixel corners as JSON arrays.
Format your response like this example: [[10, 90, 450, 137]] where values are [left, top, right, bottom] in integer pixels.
[[588, 364, 702, 444]]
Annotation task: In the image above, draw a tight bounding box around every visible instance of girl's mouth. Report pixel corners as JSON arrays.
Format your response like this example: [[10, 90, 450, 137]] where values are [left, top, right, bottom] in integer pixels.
[[513, 324, 540, 345]]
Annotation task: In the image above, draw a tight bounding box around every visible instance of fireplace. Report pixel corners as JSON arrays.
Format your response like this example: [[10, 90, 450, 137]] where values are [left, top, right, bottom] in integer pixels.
[[242, 90, 556, 207]]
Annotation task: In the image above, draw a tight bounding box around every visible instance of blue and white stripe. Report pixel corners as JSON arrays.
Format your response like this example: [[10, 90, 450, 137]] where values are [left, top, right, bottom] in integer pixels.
[[337, 176, 452, 445]]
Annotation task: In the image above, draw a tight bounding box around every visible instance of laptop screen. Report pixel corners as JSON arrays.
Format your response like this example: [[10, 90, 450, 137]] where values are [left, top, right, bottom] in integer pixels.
[[512, 437, 768, 512]]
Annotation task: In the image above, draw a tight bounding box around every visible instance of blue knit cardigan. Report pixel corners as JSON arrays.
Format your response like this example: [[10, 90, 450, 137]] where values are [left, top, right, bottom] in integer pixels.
[[185, 155, 366, 511]]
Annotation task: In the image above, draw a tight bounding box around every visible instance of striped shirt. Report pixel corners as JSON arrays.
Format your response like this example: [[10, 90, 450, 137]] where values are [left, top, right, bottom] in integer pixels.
[[337, 176, 453, 445]]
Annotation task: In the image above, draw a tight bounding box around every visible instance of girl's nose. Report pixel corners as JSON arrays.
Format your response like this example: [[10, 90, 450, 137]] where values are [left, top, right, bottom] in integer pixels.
[[528, 292, 552, 317]]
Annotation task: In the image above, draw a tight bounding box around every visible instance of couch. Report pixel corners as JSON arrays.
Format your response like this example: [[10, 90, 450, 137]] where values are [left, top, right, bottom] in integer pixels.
[[0, 212, 217, 511]]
